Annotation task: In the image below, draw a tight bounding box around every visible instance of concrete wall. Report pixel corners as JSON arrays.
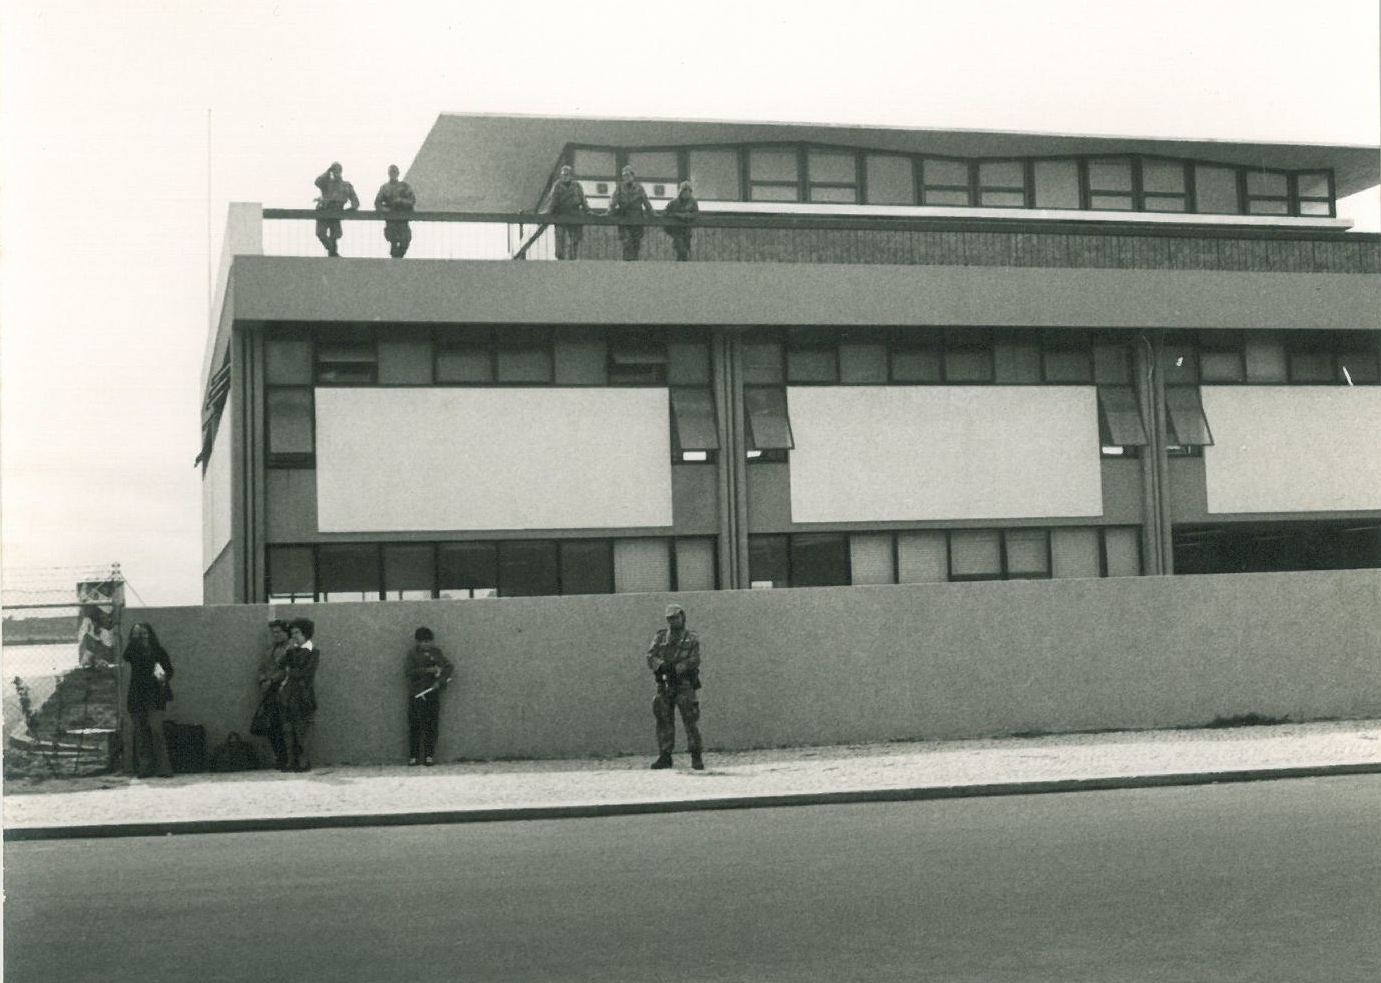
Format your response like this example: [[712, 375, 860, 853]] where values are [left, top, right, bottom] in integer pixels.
[[143, 569, 1380, 766], [230, 256, 1381, 332]]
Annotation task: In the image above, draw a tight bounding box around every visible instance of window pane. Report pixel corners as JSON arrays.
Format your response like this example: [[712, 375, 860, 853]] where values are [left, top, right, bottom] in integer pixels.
[[437, 543, 497, 597], [496, 339, 553, 383], [1093, 342, 1131, 385], [923, 159, 968, 187], [787, 346, 837, 383], [979, 190, 1026, 207], [1298, 200, 1332, 216], [924, 189, 970, 206], [1042, 338, 1092, 382], [670, 388, 719, 451], [318, 545, 380, 600], [950, 530, 1002, 579], [572, 149, 616, 178], [1144, 196, 1187, 212], [839, 343, 889, 383], [1337, 333, 1380, 384], [1199, 349, 1245, 383], [383, 544, 434, 597], [1296, 172, 1330, 198], [807, 149, 856, 184], [1244, 337, 1287, 383], [1247, 200, 1288, 215], [1033, 160, 1079, 209], [437, 329, 492, 383], [1088, 159, 1132, 191], [944, 346, 993, 382], [267, 546, 314, 599], [1104, 527, 1141, 577], [1005, 529, 1050, 578], [1195, 165, 1239, 213], [994, 339, 1041, 383], [554, 338, 608, 385], [316, 343, 376, 384], [897, 531, 947, 583], [1089, 193, 1134, 211], [865, 155, 914, 204], [749, 148, 798, 182], [1245, 171, 1287, 196], [748, 535, 789, 588], [789, 534, 849, 587], [688, 149, 740, 201], [498, 541, 558, 597], [850, 534, 895, 585], [614, 538, 670, 593], [674, 538, 716, 591], [1165, 387, 1213, 445], [809, 186, 858, 203], [749, 184, 798, 202], [1142, 160, 1187, 194], [378, 333, 434, 384], [1288, 350, 1335, 383], [266, 338, 312, 384], [891, 346, 942, 383], [1161, 337, 1198, 385], [742, 341, 783, 384], [667, 342, 711, 385], [560, 540, 613, 595], [1097, 387, 1148, 446], [626, 151, 677, 179], [744, 387, 794, 450], [1051, 528, 1101, 579], [267, 388, 314, 455], [978, 161, 1023, 187]]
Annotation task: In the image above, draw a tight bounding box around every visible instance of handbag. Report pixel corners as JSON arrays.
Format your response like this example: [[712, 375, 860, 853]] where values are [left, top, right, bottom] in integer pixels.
[[249, 690, 277, 737]]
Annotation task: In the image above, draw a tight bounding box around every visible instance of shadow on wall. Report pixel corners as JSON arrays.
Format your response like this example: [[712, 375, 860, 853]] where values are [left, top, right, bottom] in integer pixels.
[[144, 569, 1380, 766]]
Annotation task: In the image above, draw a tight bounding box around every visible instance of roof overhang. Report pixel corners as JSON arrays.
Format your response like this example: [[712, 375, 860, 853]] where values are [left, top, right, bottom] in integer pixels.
[[405, 112, 1381, 212]]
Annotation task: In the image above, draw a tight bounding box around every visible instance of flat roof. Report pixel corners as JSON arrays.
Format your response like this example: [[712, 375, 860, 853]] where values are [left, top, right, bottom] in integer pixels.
[[405, 112, 1381, 212]]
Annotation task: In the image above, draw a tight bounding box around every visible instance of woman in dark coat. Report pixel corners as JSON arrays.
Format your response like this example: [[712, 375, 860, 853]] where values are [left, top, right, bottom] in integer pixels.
[[281, 618, 320, 772], [123, 622, 174, 778]]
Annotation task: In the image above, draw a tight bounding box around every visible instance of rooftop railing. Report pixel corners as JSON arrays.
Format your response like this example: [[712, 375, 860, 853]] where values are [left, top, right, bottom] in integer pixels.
[[260, 207, 1380, 273]]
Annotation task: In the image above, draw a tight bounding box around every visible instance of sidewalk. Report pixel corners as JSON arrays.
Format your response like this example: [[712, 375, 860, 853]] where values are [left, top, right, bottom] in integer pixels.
[[6, 719, 1381, 840]]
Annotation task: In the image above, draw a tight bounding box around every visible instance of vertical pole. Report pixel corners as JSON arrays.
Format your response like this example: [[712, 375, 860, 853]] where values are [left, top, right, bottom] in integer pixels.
[[1135, 334, 1163, 575]]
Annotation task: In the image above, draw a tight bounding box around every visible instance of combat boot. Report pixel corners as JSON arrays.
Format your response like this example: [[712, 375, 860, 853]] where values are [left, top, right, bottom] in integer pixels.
[[651, 752, 673, 770], [691, 751, 704, 771]]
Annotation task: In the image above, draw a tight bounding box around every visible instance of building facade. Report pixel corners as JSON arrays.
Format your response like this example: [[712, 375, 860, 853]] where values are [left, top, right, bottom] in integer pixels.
[[200, 115, 1381, 604]]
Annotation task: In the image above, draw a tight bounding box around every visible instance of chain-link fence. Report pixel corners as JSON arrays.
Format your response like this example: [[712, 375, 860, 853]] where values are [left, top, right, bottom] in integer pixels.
[[2, 565, 124, 779]]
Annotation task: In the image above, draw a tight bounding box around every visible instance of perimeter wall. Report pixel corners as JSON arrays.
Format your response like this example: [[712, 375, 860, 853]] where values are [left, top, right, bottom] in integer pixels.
[[137, 569, 1381, 765]]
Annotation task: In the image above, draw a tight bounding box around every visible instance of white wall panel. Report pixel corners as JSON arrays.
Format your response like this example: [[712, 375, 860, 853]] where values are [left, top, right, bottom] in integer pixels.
[[788, 387, 1103, 522], [315, 388, 672, 532], [201, 390, 233, 570], [1202, 387, 1381, 514]]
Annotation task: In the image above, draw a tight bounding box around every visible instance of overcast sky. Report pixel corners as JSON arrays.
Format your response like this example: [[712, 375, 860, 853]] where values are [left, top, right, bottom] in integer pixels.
[[2, 0, 1378, 609]]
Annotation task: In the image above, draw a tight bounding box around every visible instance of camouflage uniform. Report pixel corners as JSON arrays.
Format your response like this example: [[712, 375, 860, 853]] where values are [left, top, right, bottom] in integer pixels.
[[314, 166, 360, 256], [374, 174, 417, 258], [647, 604, 703, 767], [662, 183, 699, 261], [546, 176, 590, 260], [608, 175, 654, 261]]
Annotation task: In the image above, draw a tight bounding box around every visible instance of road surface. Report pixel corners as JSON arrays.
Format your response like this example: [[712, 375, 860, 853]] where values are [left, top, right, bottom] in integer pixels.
[[6, 776, 1380, 982]]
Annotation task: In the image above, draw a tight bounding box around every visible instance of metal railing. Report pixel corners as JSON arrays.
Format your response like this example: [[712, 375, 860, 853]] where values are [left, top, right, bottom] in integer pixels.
[[260, 208, 1381, 272]]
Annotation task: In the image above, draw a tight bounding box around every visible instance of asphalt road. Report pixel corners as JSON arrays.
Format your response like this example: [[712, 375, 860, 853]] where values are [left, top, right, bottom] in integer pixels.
[[6, 776, 1380, 983]]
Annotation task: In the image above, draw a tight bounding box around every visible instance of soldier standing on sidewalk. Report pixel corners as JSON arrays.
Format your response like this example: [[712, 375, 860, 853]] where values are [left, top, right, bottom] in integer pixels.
[[647, 603, 704, 770]]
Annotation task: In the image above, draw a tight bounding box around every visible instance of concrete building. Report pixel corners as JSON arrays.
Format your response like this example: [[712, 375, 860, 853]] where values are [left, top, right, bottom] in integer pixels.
[[200, 114, 1380, 606]]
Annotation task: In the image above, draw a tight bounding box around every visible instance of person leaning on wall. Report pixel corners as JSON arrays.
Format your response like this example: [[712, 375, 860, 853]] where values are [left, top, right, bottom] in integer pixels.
[[405, 627, 455, 767], [280, 617, 320, 772], [122, 622, 175, 778], [374, 164, 416, 258], [253, 619, 291, 770]]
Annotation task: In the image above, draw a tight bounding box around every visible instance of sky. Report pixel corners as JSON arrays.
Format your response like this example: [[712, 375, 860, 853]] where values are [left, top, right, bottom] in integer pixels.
[[1, 0, 1378, 609]]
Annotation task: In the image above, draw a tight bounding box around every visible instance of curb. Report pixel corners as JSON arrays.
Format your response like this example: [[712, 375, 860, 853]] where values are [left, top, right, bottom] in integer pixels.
[[7, 761, 1380, 842]]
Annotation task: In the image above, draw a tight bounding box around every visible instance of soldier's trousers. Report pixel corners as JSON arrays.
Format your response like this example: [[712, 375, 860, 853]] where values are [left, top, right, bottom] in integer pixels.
[[653, 688, 701, 754], [384, 221, 412, 258], [554, 225, 583, 260], [618, 226, 644, 260], [670, 232, 692, 261]]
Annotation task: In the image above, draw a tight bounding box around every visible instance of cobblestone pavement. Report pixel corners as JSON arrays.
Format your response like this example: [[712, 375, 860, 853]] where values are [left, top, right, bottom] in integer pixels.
[[5, 719, 1380, 835]]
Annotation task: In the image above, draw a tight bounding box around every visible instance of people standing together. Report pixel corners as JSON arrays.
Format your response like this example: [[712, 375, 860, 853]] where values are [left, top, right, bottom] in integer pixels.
[[251, 617, 319, 772]]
